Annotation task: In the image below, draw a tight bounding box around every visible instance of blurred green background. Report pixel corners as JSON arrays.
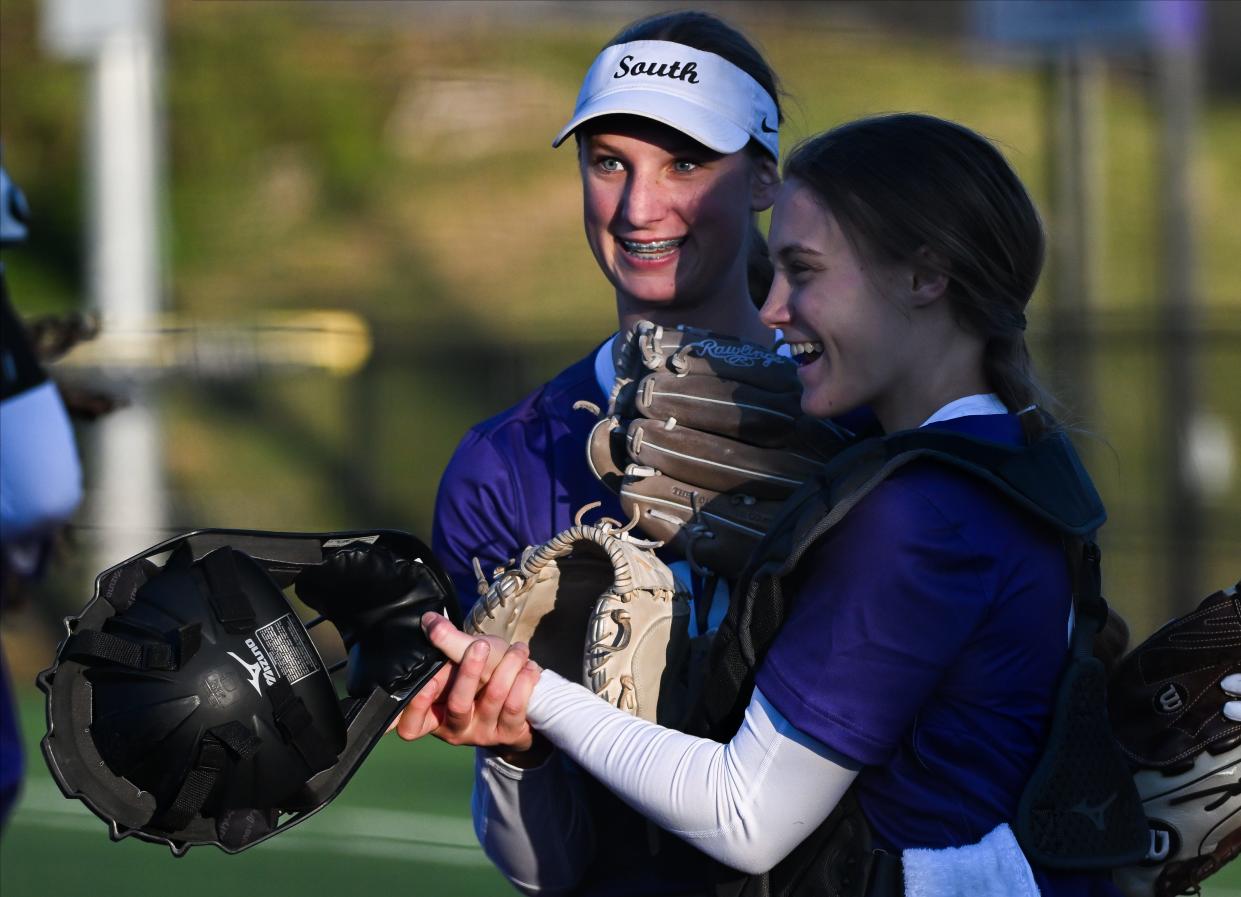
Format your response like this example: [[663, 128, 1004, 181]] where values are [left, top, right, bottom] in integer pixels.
[[1, 0, 1239, 894]]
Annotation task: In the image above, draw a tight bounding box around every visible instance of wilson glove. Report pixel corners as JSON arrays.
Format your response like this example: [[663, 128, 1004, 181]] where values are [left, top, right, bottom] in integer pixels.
[[1109, 580, 1241, 897]]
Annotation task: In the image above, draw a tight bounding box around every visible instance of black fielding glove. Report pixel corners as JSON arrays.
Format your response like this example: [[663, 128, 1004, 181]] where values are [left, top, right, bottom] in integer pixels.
[[295, 544, 450, 699]]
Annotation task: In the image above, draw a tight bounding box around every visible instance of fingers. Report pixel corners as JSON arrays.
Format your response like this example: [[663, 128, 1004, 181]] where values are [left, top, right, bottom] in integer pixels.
[[480, 652, 541, 753], [477, 635, 518, 682], [422, 612, 513, 683], [489, 662, 541, 754], [392, 663, 451, 740], [499, 661, 542, 734], [389, 618, 542, 750], [475, 642, 531, 724], [1223, 673, 1241, 722], [441, 639, 490, 733]]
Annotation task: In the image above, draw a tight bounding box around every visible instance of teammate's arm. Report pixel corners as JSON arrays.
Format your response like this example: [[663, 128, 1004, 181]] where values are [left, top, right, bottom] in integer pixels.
[[414, 617, 857, 875], [0, 290, 82, 543]]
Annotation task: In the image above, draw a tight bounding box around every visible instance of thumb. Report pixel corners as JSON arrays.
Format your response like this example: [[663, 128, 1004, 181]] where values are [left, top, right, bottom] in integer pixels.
[[421, 611, 477, 663]]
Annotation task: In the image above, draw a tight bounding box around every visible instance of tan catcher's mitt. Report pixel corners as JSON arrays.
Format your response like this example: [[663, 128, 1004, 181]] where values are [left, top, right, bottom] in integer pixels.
[[586, 321, 851, 582], [1109, 580, 1241, 897], [464, 506, 691, 726]]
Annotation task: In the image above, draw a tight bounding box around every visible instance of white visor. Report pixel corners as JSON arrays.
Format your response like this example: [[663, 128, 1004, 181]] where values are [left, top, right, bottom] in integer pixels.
[[552, 40, 778, 159]]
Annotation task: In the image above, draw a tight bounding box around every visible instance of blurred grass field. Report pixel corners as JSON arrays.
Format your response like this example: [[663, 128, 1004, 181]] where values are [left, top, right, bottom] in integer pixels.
[[1, 696, 512, 897], [1, 2, 1239, 892], [3, 696, 1240, 896]]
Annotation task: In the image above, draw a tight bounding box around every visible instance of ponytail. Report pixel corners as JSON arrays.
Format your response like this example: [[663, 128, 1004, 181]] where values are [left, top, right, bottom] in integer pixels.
[[984, 333, 1056, 415]]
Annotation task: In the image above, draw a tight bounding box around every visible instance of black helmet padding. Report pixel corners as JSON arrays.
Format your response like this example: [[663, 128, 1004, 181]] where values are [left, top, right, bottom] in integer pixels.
[[39, 528, 456, 854]]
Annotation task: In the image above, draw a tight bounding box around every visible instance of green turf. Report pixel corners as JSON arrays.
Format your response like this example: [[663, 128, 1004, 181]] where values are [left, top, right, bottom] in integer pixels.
[[1, 694, 513, 897], [4, 691, 1239, 896]]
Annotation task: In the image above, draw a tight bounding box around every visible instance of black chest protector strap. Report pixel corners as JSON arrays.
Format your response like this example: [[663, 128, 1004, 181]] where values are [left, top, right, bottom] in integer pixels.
[[688, 420, 1108, 740], [1013, 538, 1148, 870], [687, 413, 1147, 896]]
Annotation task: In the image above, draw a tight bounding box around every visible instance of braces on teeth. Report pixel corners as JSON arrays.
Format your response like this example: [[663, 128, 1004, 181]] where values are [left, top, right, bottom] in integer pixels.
[[622, 238, 684, 252]]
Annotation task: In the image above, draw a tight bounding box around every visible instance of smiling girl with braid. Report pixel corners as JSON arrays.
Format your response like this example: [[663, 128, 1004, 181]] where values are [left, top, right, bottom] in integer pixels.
[[399, 114, 1177, 897]]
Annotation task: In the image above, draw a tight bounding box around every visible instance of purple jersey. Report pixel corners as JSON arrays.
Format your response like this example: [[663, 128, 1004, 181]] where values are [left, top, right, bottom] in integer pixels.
[[755, 412, 1120, 896], [0, 651, 19, 826], [433, 346, 625, 612], [434, 346, 718, 895]]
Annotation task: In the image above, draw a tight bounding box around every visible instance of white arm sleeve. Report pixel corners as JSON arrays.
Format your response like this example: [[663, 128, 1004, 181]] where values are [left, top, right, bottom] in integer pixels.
[[525, 671, 859, 876], [472, 747, 595, 895]]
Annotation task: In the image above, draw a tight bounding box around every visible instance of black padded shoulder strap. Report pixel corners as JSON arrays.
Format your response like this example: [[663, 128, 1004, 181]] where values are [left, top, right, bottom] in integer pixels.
[[879, 426, 1112, 649], [772, 424, 1105, 648], [692, 416, 1107, 740], [877, 427, 1106, 536]]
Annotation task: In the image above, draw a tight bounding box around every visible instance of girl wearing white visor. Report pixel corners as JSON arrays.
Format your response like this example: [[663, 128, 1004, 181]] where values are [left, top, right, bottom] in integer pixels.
[[425, 10, 785, 896], [431, 9, 783, 622]]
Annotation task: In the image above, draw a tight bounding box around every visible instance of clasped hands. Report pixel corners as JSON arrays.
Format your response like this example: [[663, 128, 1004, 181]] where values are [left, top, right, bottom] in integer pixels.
[[391, 613, 1241, 758], [392, 612, 547, 759]]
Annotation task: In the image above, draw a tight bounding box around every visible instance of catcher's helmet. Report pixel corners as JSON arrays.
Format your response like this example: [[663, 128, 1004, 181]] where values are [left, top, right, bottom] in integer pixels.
[[38, 528, 455, 855]]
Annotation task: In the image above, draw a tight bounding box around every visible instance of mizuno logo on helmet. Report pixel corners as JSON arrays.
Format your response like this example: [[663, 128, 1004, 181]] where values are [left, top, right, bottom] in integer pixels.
[[228, 639, 277, 695]]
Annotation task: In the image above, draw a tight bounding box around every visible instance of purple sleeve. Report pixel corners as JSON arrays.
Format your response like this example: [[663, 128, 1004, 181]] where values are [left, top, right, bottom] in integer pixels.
[[755, 477, 995, 767], [431, 429, 524, 613]]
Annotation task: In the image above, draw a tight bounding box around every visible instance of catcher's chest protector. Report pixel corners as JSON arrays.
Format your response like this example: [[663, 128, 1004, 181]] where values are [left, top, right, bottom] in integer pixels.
[[690, 413, 1149, 896]]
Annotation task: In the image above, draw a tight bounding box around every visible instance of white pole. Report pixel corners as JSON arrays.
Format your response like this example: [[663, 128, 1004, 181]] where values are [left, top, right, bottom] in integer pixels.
[[42, 0, 166, 566], [90, 24, 159, 324]]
